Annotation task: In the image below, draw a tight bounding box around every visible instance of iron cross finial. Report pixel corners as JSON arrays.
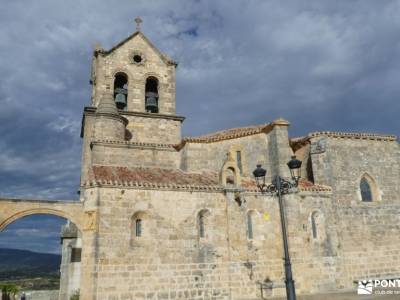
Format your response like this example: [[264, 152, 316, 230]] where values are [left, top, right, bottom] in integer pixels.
[[135, 17, 143, 31]]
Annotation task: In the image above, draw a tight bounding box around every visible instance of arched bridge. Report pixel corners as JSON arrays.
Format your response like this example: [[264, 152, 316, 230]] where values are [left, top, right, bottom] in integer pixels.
[[0, 198, 84, 232]]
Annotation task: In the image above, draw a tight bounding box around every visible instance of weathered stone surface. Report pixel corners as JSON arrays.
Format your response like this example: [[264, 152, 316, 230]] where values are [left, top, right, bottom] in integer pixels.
[[1, 27, 399, 300]]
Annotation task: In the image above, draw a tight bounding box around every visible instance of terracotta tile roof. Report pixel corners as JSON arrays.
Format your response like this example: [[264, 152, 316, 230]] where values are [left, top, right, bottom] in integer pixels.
[[174, 122, 279, 150], [298, 180, 332, 192], [183, 123, 272, 143], [85, 165, 330, 193], [88, 165, 222, 191], [290, 131, 397, 151]]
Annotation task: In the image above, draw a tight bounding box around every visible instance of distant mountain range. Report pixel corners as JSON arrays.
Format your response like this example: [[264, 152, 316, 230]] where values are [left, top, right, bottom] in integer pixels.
[[0, 248, 61, 280]]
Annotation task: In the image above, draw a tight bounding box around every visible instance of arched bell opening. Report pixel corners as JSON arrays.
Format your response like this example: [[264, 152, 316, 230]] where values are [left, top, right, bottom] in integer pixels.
[[145, 77, 159, 113], [113, 73, 128, 110], [0, 214, 82, 300]]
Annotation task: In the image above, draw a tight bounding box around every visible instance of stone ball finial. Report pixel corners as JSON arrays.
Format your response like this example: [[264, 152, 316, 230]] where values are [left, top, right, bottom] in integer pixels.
[[97, 93, 118, 115]]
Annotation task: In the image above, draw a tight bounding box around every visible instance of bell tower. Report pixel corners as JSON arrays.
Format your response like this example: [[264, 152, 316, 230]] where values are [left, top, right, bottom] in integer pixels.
[[88, 18, 184, 144]]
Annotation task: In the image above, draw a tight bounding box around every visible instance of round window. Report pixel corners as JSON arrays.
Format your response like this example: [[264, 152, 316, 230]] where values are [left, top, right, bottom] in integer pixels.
[[133, 55, 142, 63]]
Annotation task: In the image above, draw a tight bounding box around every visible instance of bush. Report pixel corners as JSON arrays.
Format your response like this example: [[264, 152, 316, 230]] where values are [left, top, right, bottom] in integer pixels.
[[69, 289, 79, 300]]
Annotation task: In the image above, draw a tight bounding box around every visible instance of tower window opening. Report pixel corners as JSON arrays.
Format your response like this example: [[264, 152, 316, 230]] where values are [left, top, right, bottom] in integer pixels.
[[114, 73, 128, 110], [145, 77, 159, 113]]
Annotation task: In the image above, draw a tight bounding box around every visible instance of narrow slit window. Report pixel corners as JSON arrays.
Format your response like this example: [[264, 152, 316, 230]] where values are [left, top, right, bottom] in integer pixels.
[[247, 213, 253, 240], [199, 214, 205, 238], [311, 213, 318, 239], [236, 151, 243, 175], [135, 219, 142, 237]]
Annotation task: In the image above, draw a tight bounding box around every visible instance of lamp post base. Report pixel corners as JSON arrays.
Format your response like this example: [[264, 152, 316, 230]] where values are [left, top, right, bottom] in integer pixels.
[[285, 279, 296, 300]]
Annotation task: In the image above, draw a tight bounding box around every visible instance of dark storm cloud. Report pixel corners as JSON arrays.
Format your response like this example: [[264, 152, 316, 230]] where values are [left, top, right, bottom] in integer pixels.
[[0, 0, 399, 252]]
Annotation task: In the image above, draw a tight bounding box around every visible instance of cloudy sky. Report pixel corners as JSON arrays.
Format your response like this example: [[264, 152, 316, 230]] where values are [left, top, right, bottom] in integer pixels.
[[0, 0, 399, 253]]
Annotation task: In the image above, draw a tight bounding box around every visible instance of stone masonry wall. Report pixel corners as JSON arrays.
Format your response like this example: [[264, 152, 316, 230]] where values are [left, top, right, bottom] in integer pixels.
[[123, 114, 182, 144], [91, 144, 180, 169], [92, 33, 176, 115], [181, 134, 270, 177], [83, 185, 357, 300], [309, 137, 400, 290]]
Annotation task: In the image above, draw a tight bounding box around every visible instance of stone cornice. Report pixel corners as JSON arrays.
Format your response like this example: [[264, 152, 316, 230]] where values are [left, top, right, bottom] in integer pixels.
[[95, 112, 128, 125], [80, 180, 332, 194], [81, 180, 224, 193], [290, 131, 398, 151], [0, 198, 81, 204], [309, 131, 397, 141], [84, 107, 185, 122], [91, 139, 178, 151], [81, 179, 331, 194]]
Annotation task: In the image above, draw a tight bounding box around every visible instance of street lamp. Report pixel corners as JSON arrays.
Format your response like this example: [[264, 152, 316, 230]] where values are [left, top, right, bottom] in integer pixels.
[[253, 155, 302, 300]]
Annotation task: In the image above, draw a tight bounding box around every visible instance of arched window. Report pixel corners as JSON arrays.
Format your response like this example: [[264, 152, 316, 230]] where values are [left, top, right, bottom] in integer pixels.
[[135, 219, 142, 237], [145, 77, 159, 113], [197, 210, 210, 239], [131, 212, 146, 243], [113, 73, 128, 110], [360, 177, 373, 202], [311, 212, 318, 239], [247, 211, 254, 240]]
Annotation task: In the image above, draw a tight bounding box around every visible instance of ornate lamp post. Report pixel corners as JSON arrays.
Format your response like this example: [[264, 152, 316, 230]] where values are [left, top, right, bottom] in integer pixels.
[[253, 155, 302, 300]]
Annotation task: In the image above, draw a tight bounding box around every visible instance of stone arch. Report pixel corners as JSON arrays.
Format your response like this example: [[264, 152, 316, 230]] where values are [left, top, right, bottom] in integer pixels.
[[0, 208, 82, 233], [142, 71, 162, 85], [111, 68, 134, 86], [359, 172, 380, 202], [220, 152, 242, 187]]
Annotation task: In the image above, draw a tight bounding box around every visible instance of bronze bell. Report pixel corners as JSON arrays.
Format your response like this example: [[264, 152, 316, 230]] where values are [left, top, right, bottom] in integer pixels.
[[145, 92, 158, 113], [114, 87, 127, 110]]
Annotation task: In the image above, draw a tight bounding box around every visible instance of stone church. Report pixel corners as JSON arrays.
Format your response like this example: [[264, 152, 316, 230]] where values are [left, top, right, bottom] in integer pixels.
[[1, 21, 400, 300]]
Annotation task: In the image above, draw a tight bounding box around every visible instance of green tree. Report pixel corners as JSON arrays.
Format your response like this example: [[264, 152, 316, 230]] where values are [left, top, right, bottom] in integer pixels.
[[0, 284, 19, 300]]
